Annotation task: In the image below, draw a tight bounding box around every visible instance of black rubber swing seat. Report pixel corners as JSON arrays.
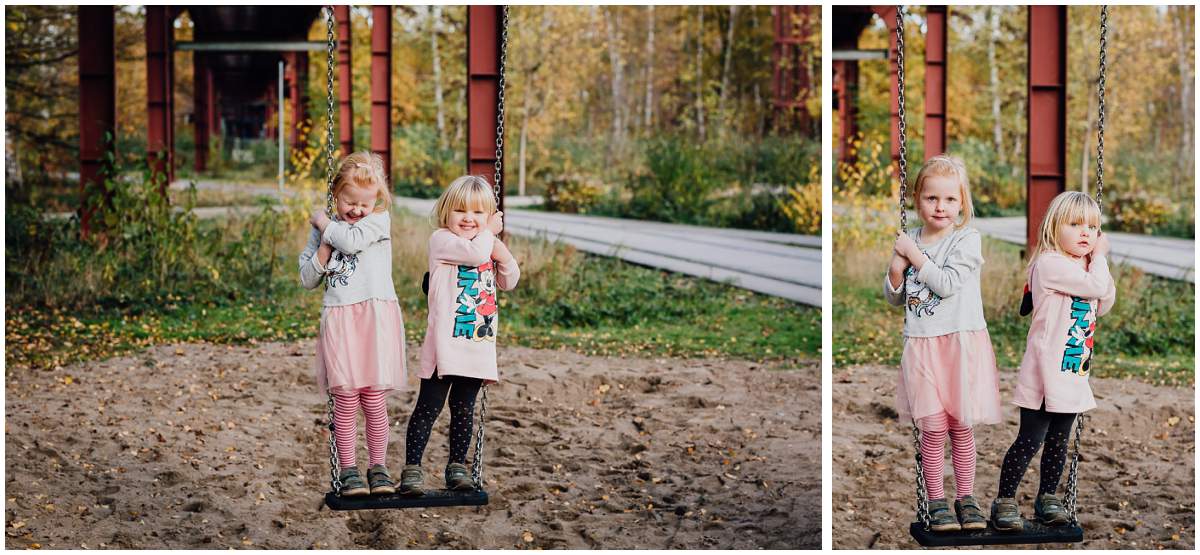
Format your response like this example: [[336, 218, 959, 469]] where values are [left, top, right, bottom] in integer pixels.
[[909, 520, 1083, 547], [324, 488, 488, 511]]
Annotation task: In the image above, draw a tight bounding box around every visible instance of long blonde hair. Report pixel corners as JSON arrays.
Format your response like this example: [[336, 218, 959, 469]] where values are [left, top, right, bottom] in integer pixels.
[[912, 154, 974, 228], [432, 175, 497, 229], [332, 151, 391, 213], [1032, 191, 1102, 261]]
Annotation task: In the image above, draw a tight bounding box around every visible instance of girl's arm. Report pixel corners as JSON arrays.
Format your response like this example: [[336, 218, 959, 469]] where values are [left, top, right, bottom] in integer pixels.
[[915, 230, 983, 298], [883, 254, 907, 306], [298, 227, 327, 289], [492, 239, 521, 291], [321, 211, 391, 255], [430, 229, 496, 267], [1037, 253, 1114, 300]]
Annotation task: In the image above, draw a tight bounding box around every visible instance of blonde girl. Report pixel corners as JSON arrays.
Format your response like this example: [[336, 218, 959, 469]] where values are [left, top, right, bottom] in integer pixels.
[[299, 151, 404, 496], [989, 191, 1115, 531], [884, 154, 1002, 532]]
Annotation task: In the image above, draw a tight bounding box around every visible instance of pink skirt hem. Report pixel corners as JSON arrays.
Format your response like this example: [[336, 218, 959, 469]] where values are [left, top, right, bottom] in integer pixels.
[[896, 329, 1002, 430], [316, 299, 407, 395]]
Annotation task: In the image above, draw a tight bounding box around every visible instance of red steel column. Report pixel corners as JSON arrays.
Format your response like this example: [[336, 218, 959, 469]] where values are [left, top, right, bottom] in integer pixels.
[[286, 52, 308, 149], [193, 53, 209, 173], [78, 6, 116, 234], [337, 5, 353, 155], [370, 6, 392, 179], [924, 5, 947, 159], [146, 6, 174, 187], [872, 6, 901, 175], [264, 81, 277, 139], [466, 6, 504, 210], [833, 60, 859, 164], [772, 6, 814, 133], [1027, 6, 1067, 253], [206, 65, 218, 138]]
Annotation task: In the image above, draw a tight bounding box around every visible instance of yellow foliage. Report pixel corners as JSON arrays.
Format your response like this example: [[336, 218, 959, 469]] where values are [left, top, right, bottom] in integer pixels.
[[779, 165, 820, 235]]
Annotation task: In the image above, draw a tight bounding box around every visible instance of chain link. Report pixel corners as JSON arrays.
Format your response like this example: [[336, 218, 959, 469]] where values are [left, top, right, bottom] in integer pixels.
[[895, 6, 909, 233], [492, 6, 510, 206], [471, 385, 489, 489], [911, 421, 931, 528], [1064, 413, 1086, 523], [1095, 6, 1108, 215], [322, 5, 342, 496]]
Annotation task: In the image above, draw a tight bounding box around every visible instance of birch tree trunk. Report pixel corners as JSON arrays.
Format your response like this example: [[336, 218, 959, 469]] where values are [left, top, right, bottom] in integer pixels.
[[430, 6, 446, 150], [602, 7, 625, 153], [1173, 5, 1194, 195], [988, 7, 1004, 164], [718, 6, 738, 128], [696, 7, 705, 142], [643, 5, 655, 131]]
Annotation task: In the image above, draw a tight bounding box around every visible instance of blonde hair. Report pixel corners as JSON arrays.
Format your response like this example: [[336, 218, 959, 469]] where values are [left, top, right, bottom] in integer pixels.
[[912, 154, 974, 228], [432, 175, 498, 229], [1032, 191, 1102, 260], [332, 151, 391, 213]]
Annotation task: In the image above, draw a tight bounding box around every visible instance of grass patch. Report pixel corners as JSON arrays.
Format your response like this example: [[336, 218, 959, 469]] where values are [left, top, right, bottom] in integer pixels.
[[834, 203, 1194, 387], [6, 207, 818, 370]]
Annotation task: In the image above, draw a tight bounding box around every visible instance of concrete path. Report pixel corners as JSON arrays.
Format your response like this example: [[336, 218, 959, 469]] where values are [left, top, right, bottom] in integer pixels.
[[390, 197, 822, 306], [974, 216, 1194, 283]]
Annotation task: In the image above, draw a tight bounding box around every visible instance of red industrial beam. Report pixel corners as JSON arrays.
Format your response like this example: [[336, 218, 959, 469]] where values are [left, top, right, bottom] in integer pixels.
[[772, 6, 815, 134], [1026, 6, 1067, 253], [371, 6, 392, 179], [146, 6, 175, 187], [286, 51, 308, 149], [466, 6, 505, 211], [336, 5, 353, 156], [871, 6, 901, 175], [193, 53, 209, 173], [78, 6, 116, 235], [833, 60, 859, 163], [264, 81, 277, 140], [924, 6, 947, 159]]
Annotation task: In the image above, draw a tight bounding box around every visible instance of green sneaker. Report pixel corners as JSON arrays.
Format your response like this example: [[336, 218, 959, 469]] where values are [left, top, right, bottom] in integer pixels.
[[399, 465, 425, 496], [367, 464, 396, 495], [926, 499, 961, 532], [1035, 493, 1070, 526], [990, 497, 1023, 532], [444, 462, 474, 491], [954, 496, 988, 530], [337, 467, 369, 497]]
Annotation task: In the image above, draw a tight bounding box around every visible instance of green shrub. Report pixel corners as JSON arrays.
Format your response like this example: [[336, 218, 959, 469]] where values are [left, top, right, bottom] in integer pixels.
[[1106, 190, 1175, 235], [543, 174, 603, 213]]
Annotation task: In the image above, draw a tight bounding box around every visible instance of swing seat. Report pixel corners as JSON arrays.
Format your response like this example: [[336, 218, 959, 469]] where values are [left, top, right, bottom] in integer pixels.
[[325, 488, 488, 511], [909, 520, 1083, 547]]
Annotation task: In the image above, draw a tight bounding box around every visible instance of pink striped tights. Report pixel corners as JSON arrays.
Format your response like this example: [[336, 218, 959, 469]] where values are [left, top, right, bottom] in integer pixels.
[[332, 388, 390, 469], [919, 411, 976, 500]]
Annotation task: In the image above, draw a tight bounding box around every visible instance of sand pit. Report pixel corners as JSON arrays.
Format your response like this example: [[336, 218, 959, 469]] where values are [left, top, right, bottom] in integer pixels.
[[833, 364, 1195, 549], [5, 341, 819, 549]]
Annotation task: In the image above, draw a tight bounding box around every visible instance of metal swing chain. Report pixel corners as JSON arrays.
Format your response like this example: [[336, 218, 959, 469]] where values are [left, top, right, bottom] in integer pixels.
[[1062, 6, 1107, 523], [471, 5, 509, 492], [895, 6, 910, 233], [1095, 6, 1108, 216], [322, 5, 342, 495], [893, 5, 929, 531]]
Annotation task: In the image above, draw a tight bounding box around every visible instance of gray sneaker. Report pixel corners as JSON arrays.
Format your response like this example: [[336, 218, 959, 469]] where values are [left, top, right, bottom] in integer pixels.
[[337, 467, 369, 497], [955, 496, 988, 530], [445, 462, 474, 491], [926, 499, 962, 532], [367, 464, 396, 495], [399, 465, 425, 496], [990, 497, 1023, 532], [1035, 493, 1070, 526]]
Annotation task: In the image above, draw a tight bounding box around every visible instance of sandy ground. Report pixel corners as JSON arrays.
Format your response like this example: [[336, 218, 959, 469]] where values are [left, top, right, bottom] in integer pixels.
[[5, 341, 819, 549], [833, 365, 1195, 550]]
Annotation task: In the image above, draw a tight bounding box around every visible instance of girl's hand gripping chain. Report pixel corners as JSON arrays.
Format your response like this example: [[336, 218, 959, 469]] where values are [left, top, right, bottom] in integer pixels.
[[488, 210, 504, 236], [310, 209, 332, 233]]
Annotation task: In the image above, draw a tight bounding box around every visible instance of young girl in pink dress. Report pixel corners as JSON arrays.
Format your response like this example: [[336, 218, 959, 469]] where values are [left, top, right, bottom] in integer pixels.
[[989, 191, 1116, 531], [299, 151, 406, 497], [884, 155, 1002, 532], [399, 175, 520, 495]]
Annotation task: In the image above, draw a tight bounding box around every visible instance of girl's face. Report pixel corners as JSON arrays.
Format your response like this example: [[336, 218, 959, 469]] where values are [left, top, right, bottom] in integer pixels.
[[336, 183, 378, 224], [917, 175, 962, 234], [448, 203, 491, 239], [1056, 219, 1099, 259]]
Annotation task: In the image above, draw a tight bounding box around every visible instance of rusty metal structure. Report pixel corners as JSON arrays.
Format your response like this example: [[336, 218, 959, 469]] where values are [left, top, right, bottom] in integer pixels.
[[772, 5, 816, 134], [1026, 6, 1068, 252]]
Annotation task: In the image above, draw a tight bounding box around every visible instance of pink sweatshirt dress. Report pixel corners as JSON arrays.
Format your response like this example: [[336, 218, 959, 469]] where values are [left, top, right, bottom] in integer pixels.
[[1012, 252, 1116, 413], [419, 229, 520, 383]]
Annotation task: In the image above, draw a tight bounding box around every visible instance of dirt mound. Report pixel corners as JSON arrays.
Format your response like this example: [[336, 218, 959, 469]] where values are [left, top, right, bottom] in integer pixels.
[[833, 365, 1194, 549], [5, 342, 819, 549]]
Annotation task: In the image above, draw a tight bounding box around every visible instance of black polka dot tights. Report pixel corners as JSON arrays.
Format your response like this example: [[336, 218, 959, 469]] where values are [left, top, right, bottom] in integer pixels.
[[404, 373, 483, 467], [997, 405, 1077, 499]]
